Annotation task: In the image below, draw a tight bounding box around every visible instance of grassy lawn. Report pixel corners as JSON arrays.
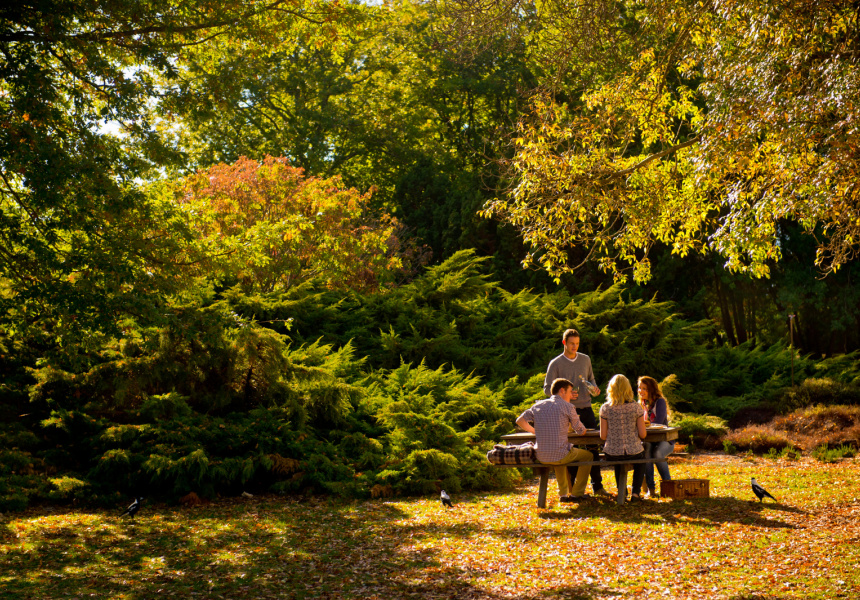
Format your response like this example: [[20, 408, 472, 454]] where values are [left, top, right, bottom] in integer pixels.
[[2, 454, 859, 599]]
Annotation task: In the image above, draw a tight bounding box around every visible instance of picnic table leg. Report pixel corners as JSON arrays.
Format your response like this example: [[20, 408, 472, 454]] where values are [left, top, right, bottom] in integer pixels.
[[537, 467, 550, 508]]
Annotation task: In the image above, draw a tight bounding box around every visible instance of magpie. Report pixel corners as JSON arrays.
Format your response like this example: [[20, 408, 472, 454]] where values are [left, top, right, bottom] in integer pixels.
[[751, 478, 776, 502], [440, 490, 453, 508], [120, 497, 143, 519]]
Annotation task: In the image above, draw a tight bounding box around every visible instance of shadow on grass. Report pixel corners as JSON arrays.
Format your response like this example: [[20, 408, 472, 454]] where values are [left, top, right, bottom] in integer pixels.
[[388, 581, 623, 600], [0, 492, 633, 600], [537, 495, 804, 529], [3, 497, 551, 599], [0, 489, 814, 600]]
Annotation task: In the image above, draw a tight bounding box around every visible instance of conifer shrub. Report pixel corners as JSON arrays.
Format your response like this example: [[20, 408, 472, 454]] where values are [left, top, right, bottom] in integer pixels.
[[139, 392, 193, 420], [727, 406, 778, 429], [47, 476, 89, 501], [811, 444, 857, 462], [672, 414, 728, 450], [397, 448, 461, 495], [0, 449, 47, 511], [255, 250, 714, 393], [775, 378, 860, 413], [6, 250, 860, 510]]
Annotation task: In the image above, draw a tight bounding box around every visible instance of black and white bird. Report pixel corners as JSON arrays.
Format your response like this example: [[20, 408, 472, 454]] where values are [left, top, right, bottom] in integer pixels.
[[120, 497, 143, 520], [440, 490, 453, 508], [751, 478, 776, 502]]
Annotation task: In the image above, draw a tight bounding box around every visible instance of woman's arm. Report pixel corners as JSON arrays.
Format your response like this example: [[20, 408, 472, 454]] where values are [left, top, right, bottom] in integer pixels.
[[599, 416, 608, 441], [655, 397, 668, 425], [636, 414, 647, 439]]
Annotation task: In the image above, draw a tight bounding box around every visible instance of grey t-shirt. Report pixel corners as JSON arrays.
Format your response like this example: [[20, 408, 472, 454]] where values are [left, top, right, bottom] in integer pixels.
[[542, 352, 597, 408]]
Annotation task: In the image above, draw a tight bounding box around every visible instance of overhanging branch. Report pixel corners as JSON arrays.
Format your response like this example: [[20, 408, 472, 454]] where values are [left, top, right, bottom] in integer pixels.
[[606, 137, 699, 179]]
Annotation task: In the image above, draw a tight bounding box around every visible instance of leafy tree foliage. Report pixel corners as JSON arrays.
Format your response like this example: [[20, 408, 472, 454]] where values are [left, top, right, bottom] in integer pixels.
[[442, 0, 860, 282], [624, 220, 860, 356], [163, 0, 537, 273], [4, 1, 860, 514], [179, 155, 405, 293], [0, 0, 361, 343]]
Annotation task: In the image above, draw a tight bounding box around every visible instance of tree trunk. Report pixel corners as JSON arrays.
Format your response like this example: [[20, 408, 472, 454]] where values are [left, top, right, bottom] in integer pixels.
[[713, 269, 738, 346], [731, 289, 748, 344]]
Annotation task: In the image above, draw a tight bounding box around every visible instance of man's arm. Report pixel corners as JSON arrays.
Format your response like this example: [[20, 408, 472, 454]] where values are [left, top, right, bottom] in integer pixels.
[[543, 359, 557, 396], [567, 405, 586, 435], [586, 359, 600, 396], [516, 415, 535, 434]]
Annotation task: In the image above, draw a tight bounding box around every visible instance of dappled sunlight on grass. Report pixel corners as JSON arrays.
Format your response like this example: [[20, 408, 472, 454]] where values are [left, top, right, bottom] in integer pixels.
[[1, 455, 859, 599]]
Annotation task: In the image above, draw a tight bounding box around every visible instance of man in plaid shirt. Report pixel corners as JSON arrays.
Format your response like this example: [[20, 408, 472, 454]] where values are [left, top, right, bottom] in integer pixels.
[[516, 378, 594, 501]]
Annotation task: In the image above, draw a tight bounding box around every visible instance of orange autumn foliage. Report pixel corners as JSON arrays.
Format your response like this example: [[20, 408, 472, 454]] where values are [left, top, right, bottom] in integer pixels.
[[181, 156, 404, 293]]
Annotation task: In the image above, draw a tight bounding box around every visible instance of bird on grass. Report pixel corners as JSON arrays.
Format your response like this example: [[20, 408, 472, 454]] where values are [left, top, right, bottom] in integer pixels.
[[440, 490, 453, 508], [751, 478, 776, 502], [120, 497, 143, 520]]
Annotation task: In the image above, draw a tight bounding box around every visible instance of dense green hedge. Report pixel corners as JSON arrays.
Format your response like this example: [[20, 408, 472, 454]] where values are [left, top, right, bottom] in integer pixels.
[[2, 250, 859, 511]]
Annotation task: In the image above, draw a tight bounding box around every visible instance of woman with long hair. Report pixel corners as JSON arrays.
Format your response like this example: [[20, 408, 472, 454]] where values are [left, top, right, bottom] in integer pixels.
[[599, 374, 647, 505], [638, 376, 675, 497]]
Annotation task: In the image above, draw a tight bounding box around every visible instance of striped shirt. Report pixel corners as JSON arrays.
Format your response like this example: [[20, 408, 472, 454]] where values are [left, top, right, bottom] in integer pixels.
[[517, 396, 587, 463]]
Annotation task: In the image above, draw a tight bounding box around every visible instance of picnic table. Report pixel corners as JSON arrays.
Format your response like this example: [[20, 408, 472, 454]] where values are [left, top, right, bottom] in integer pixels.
[[496, 426, 680, 508]]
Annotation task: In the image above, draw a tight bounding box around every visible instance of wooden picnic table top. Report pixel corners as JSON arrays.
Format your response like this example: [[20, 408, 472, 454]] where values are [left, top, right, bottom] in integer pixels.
[[500, 426, 679, 446]]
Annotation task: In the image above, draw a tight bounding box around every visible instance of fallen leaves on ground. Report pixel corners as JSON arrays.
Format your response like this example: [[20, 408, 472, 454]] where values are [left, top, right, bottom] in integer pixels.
[[1, 454, 858, 599]]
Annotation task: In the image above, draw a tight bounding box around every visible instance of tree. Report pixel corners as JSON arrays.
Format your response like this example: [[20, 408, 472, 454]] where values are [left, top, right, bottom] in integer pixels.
[[440, 0, 860, 283], [0, 0, 359, 344], [162, 0, 545, 281], [180, 156, 405, 293]]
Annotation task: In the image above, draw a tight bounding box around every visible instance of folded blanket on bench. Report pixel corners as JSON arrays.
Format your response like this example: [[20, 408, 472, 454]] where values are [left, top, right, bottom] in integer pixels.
[[486, 442, 538, 465]]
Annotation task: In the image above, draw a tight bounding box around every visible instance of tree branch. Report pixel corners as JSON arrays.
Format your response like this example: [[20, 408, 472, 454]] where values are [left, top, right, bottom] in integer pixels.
[[606, 137, 699, 179], [0, 1, 332, 45]]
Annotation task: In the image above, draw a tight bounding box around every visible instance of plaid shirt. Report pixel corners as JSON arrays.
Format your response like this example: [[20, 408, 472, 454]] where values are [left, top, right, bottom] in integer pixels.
[[517, 396, 586, 463]]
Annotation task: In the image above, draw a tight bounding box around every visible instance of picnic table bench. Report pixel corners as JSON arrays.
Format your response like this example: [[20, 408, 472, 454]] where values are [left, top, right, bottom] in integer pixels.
[[494, 426, 680, 508]]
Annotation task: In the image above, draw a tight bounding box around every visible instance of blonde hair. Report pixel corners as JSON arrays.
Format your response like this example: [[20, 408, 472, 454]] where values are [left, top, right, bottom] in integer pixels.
[[605, 374, 634, 406]]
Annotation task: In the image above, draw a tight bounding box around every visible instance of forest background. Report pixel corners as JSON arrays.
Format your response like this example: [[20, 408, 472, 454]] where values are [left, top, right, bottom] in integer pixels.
[[2, 0, 860, 511]]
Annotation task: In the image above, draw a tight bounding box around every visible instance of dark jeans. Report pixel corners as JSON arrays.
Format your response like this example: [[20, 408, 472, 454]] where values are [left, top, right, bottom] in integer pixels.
[[574, 405, 604, 491], [606, 451, 646, 496], [643, 440, 675, 491]]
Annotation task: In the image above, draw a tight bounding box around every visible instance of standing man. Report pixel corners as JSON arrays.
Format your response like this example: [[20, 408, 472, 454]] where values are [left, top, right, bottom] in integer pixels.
[[517, 379, 593, 501], [543, 328, 606, 496]]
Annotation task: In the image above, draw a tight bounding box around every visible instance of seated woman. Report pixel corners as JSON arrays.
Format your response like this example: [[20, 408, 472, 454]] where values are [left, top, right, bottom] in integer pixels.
[[599, 374, 647, 505], [638, 376, 675, 497]]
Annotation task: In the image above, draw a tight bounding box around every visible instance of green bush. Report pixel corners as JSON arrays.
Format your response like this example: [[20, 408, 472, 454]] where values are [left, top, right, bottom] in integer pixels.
[[775, 378, 860, 413], [764, 445, 801, 460], [811, 444, 857, 463], [47, 476, 89, 501], [139, 392, 192, 420], [5, 251, 860, 510], [673, 413, 728, 450]]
